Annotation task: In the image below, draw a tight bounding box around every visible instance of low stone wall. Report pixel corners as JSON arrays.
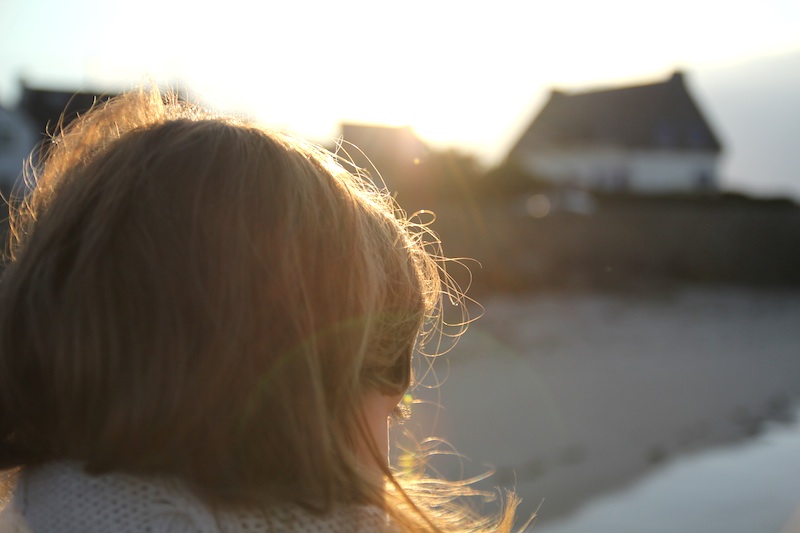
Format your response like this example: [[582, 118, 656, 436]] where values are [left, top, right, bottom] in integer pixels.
[[428, 195, 800, 292]]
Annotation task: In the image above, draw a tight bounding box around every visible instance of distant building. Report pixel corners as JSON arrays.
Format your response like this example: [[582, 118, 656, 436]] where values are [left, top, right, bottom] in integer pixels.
[[19, 83, 116, 140], [508, 71, 723, 194], [338, 123, 427, 193], [0, 82, 117, 193], [0, 105, 37, 192]]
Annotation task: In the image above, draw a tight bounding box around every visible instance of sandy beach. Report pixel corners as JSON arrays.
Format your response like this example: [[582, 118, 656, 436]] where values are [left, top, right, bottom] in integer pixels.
[[398, 285, 800, 526]]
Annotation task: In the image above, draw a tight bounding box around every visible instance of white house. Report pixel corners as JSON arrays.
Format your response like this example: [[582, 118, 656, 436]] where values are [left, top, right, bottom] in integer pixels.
[[508, 71, 723, 194]]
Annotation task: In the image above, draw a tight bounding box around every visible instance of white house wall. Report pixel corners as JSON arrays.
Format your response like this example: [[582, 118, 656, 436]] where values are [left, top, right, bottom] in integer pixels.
[[522, 147, 626, 189], [628, 151, 717, 192], [521, 148, 718, 193]]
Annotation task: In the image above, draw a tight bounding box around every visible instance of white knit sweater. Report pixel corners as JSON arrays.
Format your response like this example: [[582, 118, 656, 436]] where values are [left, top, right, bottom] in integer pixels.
[[0, 462, 395, 532]]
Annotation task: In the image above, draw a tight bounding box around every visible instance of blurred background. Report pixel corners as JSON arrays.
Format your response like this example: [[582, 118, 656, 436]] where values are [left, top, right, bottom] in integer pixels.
[[2, 1, 800, 531]]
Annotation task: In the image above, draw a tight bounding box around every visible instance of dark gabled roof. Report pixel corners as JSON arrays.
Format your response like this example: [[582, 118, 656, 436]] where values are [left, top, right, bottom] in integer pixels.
[[510, 71, 722, 157], [337, 123, 428, 192], [19, 84, 117, 138], [340, 123, 427, 160]]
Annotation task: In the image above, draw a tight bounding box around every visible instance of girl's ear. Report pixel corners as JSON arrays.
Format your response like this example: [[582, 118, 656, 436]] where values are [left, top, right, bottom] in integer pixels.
[[357, 391, 405, 473]]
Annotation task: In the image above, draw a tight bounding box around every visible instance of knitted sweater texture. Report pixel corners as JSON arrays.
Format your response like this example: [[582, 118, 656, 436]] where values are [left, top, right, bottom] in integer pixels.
[[0, 462, 394, 532]]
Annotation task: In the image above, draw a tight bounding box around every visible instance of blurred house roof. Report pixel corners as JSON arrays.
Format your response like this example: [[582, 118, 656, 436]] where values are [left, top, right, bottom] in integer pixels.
[[338, 122, 428, 193], [509, 71, 722, 157], [0, 104, 38, 191], [19, 83, 117, 138], [339, 122, 427, 170]]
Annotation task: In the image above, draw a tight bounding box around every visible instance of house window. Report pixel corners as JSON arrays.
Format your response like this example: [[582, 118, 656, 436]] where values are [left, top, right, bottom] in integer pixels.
[[696, 171, 714, 191]]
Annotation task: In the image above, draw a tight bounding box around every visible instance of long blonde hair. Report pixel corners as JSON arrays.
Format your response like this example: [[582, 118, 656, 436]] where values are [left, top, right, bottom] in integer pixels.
[[0, 88, 519, 531]]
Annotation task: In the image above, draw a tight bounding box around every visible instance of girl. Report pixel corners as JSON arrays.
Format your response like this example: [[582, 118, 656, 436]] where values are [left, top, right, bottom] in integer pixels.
[[0, 89, 519, 531]]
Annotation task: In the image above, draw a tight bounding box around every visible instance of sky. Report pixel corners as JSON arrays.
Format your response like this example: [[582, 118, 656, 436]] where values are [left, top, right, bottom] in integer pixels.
[[1, 0, 799, 198]]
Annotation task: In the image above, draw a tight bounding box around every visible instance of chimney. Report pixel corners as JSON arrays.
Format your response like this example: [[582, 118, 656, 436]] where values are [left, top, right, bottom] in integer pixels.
[[669, 70, 685, 85]]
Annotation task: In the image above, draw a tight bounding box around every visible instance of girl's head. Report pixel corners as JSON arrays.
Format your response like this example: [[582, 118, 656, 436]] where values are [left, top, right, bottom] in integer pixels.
[[0, 89, 441, 510]]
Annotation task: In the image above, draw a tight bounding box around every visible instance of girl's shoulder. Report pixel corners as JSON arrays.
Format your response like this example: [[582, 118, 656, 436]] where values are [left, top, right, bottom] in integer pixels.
[[9, 462, 395, 532]]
